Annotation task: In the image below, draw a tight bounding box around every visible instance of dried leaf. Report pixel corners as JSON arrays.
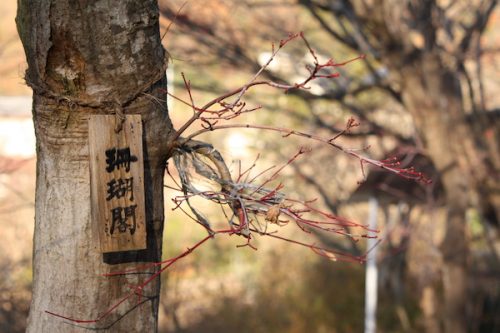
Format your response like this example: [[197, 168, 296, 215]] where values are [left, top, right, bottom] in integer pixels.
[[265, 204, 281, 224]]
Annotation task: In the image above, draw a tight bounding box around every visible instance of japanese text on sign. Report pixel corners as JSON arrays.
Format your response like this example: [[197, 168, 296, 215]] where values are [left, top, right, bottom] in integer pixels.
[[89, 115, 146, 253], [105, 147, 138, 235]]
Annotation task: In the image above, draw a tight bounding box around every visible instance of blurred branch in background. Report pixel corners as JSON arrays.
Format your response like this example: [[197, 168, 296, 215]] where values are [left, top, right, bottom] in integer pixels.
[[0, 157, 35, 214], [0, 157, 34, 333]]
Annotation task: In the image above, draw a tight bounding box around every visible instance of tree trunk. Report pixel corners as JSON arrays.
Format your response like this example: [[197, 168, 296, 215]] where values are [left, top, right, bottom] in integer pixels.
[[16, 1, 173, 331], [397, 52, 471, 333]]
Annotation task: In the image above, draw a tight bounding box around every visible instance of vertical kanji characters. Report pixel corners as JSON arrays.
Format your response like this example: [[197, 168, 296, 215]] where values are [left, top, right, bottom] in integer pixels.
[[105, 146, 138, 235], [105, 147, 138, 173], [110, 205, 137, 235], [106, 177, 134, 201]]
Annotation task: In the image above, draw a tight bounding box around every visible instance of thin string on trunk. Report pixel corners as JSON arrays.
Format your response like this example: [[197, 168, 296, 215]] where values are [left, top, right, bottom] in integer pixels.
[[114, 99, 126, 133], [25, 54, 169, 116]]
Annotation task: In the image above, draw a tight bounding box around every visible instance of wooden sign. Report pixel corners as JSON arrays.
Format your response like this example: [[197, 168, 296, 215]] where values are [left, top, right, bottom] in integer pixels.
[[88, 115, 147, 253]]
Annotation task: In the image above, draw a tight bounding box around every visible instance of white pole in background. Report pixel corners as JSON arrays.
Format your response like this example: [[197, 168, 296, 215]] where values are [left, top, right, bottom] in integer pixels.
[[364, 196, 379, 333], [167, 63, 174, 111]]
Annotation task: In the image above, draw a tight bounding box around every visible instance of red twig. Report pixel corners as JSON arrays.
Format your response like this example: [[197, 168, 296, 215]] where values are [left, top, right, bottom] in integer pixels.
[[184, 123, 430, 183]]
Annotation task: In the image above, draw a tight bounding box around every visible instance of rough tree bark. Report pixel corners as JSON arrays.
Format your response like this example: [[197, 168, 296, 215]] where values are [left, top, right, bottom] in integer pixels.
[[16, 0, 173, 331]]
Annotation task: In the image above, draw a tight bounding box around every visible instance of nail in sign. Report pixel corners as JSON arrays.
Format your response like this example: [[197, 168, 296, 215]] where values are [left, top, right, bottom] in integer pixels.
[[89, 115, 146, 253]]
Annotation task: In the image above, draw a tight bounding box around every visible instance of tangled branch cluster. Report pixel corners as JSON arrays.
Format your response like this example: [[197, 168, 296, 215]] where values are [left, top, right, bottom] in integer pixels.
[[170, 140, 378, 251]]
